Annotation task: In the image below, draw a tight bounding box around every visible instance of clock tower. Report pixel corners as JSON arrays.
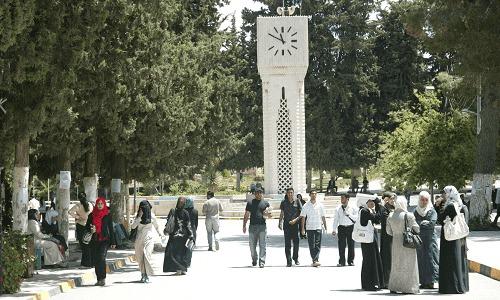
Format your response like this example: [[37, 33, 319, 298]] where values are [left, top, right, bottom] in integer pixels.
[[257, 15, 309, 195]]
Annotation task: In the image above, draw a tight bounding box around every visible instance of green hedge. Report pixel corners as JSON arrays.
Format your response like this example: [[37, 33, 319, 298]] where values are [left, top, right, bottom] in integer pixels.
[[1, 231, 34, 293]]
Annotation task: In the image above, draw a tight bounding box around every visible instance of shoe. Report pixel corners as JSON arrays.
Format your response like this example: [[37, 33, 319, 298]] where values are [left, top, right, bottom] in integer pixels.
[[95, 280, 105, 286], [294, 260, 300, 266], [208, 248, 213, 251], [312, 261, 321, 267], [181, 270, 187, 275], [337, 263, 345, 267], [287, 262, 292, 267], [175, 270, 183, 275], [215, 241, 220, 250], [348, 262, 355, 266], [252, 261, 257, 267], [259, 263, 265, 268], [140, 273, 145, 283]]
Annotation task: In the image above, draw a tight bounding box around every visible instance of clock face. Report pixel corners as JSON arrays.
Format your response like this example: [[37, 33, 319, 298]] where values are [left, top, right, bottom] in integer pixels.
[[267, 26, 299, 56]]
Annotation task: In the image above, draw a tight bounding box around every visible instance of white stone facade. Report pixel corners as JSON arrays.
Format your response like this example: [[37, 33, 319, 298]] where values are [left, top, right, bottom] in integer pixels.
[[257, 16, 309, 195]]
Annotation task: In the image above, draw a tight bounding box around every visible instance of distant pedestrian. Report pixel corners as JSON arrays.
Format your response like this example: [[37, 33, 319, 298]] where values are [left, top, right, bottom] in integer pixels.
[[300, 190, 327, 267], [279, 188, 302, 267], [69, 192, 93, 268], [386, 197, 420, 294], [203, 191, 223, 251], [131, 200, 163, 283], [184, 197, 198, 267], [243, 188, 271, 268], [493, 187, 500, 227], [415, 191, 439, 289], [332, 193, 357, 267], [297, 193, 306, 206], [85, 197, 116, 286], [358, 196, 384, 291], [163, 197, 194, 275], [436, 186, 469, 294], [361, 177, 369, 193], [379, 192, 395, 288]]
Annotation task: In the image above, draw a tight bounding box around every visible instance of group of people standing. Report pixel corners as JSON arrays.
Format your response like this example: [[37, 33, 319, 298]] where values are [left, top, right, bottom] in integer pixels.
[[355, 186, 469, 294]]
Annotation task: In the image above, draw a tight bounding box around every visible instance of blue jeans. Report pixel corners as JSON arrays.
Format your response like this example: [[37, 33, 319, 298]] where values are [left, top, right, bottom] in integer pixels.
[[307, 229, 322, 262], [249, 224, 267, 265]]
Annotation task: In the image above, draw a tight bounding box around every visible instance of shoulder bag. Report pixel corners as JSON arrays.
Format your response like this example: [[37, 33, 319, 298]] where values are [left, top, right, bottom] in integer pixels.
[[129, 227, 137, 242], [164, 208, 176, 235], [443, 203, 469, 241], [352, 209, 374, 243], [403, 213, 422, 249]]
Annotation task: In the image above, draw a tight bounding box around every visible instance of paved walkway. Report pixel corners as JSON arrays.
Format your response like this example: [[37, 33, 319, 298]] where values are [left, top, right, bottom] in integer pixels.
[[2, 219, 499, 299]]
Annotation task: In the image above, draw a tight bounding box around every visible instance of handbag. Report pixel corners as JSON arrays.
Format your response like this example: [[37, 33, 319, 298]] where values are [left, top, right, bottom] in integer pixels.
[[164, 209, 176, 235], [352, 209, 374, 243], [129, 228, 137, 242], [82, 231, 93, 245], [403, 213, 422, 249], [443, 203, 469, 241]]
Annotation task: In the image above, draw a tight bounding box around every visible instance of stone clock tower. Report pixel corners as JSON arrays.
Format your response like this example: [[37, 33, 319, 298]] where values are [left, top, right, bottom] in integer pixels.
[[257, 15, 309, 195]]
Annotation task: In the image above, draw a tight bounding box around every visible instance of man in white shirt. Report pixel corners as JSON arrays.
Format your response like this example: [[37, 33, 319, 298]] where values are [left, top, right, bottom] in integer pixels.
[[332, 193, 358, 267], [203, 191, 224, 251], [28, 197, 40, 210], [300, 190, 327, 267]]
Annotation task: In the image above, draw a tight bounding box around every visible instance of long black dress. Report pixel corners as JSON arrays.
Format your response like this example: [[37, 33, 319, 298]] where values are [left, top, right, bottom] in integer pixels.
[[415, 208, 439, 286], [437, 203, 469, 294], [379, 203, 394, 288], [163, 208, 193, 273], [360, 206, 385, 291]]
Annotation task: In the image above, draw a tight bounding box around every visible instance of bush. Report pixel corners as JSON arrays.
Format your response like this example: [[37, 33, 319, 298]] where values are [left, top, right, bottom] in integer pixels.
[[1, 231, 34, 293]]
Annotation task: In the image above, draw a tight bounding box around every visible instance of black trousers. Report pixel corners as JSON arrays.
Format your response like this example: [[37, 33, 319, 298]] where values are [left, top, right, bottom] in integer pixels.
[[92, 240, 109, 281], [76, 223, 93, 267], [338, 225, 355, 265], [284, 225, 299, 263]]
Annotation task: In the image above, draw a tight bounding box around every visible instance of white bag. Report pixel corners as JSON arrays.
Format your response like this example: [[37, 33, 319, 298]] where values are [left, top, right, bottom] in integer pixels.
[[443, 203, 469, 241], [352, 215, 374, 243]]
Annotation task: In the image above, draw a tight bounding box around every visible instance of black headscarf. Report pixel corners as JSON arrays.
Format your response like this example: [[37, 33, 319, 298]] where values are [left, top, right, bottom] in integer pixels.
[[78, 191, 90, 212], [28, 209, 38, 221], [138, 200, 152, 224]]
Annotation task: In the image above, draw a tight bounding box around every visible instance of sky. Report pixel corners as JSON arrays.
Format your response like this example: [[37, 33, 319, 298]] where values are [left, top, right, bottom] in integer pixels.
[[219, 0, 268, 30]]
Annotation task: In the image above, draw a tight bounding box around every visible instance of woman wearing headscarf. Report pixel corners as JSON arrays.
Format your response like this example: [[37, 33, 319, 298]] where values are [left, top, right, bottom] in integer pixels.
[[436, 185, 469, 294], [163, 196, 194, 275], [131, 200, 164, 283], [379, 192, 396, 288], [69, 192, 94, 268], [27, 209, 66, 267], [415, 191, 439, 289], [386, 197, 420, 294], [85, 197, 116, 286], [358, 196, 385, 291], [184, 198, 198, 268]]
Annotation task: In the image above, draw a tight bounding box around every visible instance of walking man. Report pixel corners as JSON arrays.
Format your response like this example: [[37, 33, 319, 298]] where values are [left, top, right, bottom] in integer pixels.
[[300, 190, 327, 267], [243, 188, 271, 268], [332, 193, 357, 266], [203, 191, 223, 251], [279, 188, 302, 267]]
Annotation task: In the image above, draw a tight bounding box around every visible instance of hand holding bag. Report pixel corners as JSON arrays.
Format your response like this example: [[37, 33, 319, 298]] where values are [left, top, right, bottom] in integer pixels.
[[352, 209, 374, 243], [443, 203, 469, 241], [403, 213, 422, 249], [129, 228, 137, 242], [82, 231, 93, 245]]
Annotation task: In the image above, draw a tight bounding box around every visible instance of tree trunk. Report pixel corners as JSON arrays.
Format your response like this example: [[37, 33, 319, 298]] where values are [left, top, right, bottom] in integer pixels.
[[83, 141, 98, 203], [12, 136, 29, 233], [123, 182, 130, 231], [56, 148, 71, 242], [306, 168, 312, 192], [0, 165, 4, 292], [236, 170, 241, 192], [110, 156, 125, 224], [319, 171, 324, 193], [470, 83, 500, 227]]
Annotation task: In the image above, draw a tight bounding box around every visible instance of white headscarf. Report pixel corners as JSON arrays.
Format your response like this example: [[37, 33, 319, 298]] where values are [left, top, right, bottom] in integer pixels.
[[416, 191, 433, 217], [394, 196, 408, 212], [443, 185, 463, 207]]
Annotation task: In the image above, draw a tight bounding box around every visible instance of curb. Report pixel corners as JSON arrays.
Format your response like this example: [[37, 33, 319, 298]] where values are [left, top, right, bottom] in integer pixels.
[[469, 259, 500, 281], [22, 254, 136, 300]]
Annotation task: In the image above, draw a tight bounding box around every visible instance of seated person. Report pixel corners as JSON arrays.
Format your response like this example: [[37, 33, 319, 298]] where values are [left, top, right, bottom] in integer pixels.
[[42, 201, 59, 235], [27, 209, 66, 267]]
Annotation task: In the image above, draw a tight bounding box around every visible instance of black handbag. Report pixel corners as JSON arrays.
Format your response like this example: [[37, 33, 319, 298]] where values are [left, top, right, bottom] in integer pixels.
[[403, 213, 422, 249], [129, 228, 137, 242], [164, 209, 176, 235]]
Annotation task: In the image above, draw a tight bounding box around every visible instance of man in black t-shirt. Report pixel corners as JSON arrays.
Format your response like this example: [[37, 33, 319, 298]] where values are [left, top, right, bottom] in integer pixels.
[[279, 188, 302, 267], [243, 188, 271, 268]]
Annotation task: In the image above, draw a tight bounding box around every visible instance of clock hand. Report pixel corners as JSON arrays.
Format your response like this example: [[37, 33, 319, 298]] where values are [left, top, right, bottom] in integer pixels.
[[279, 33, 285, 44], [268, 33, 283, 43]]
